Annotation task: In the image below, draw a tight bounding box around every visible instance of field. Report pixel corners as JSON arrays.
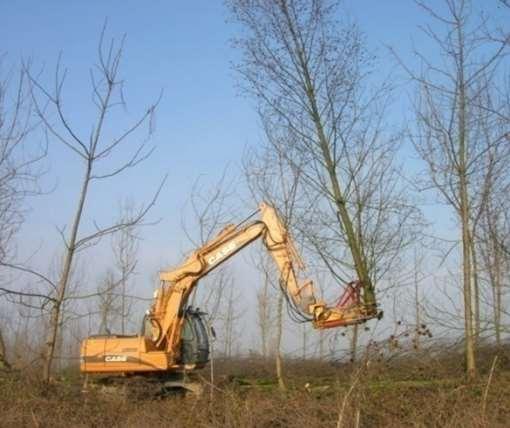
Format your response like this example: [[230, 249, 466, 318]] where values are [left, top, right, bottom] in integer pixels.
[[1, 346, 509, 428]]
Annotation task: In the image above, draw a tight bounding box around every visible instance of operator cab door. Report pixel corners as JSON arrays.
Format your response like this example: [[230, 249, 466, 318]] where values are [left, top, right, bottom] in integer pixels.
[[180, 308, 210, 366]]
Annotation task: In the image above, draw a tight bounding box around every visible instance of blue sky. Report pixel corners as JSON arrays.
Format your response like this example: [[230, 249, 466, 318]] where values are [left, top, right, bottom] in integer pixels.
[[3, 1, 260, 274], [2, 0, 508, 326]]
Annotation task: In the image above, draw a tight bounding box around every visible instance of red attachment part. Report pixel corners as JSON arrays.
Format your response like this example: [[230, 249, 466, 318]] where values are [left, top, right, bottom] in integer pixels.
[[334, 280, 362, 309], [314, 280, 380, 329]]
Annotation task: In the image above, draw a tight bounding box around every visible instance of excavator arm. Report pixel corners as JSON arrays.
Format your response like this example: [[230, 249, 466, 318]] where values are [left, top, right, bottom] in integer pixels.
[[149, 202, 380, 356]]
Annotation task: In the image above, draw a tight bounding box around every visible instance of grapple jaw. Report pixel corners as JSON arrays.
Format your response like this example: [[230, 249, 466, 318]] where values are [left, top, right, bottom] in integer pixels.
[[313, 303, 381, 329], [312, 281, 382, 329]]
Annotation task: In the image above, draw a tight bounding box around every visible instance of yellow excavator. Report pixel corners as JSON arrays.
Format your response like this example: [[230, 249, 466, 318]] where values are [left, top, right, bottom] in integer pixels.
[[80, 202, 380, 392]]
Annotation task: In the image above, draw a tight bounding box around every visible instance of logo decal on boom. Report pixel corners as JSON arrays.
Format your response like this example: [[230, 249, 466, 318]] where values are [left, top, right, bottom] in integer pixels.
[[207, 242, 237, 265]]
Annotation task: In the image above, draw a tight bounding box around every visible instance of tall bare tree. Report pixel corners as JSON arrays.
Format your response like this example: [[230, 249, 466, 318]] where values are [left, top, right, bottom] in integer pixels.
[[232, 0, 422, 363], [477, 129, 510, 348], [228, 0, 379, 307], [397, 0, 509, 379], [20, 27, 165, 381]]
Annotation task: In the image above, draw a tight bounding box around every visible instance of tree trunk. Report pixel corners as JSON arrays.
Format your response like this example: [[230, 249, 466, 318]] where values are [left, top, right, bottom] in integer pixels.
[[302, 324, 307, 360], [350, 325, 359, 363], [99, 301, 109, 335], [414, 254, 421, 351], [486, 210, 503, 348], [0, 327, 10, 370], [275, 294, 286, 391], [493, 243, 502, 348], [469, 232, 481, 340], [460, 198, 476, 379], [224, 287, 235, 358], [208, 320, 215, 401], [318, 330, 324, 360], [457, 20, 476, 379], [258, 270, 271, 358], [309, 90, 375, 307], [457, 40, 476, 379], [43, 162, 92, 381], [121, 269, 126, 335]]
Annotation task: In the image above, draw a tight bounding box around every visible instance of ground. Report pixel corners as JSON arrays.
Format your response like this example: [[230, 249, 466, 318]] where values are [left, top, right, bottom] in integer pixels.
[[1, 347, 509, 427]]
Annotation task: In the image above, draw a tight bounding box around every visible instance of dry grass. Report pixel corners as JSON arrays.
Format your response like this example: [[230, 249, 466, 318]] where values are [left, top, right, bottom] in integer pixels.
[[1, 346, 509, 427]]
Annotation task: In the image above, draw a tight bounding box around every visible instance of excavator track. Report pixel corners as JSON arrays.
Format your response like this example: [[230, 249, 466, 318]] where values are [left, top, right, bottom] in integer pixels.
[[82, 372, 203, 400]]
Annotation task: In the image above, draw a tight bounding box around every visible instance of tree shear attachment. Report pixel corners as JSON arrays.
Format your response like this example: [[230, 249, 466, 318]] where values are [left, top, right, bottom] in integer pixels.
[[313, 280, 382, 329]]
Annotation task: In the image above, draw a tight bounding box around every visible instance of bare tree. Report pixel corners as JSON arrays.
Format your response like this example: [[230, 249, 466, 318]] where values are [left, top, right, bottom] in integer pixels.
[[14, 26, 166, 381], [255, 257, 274, 358], [0, 56, 46, 370], [96, 269, 119, 335], [181, 171, 238, 323], [179, 170, 241, 394], [472, 73, 510, 347], [228, 0, 377, 303], [243, 129, 302, 389], [112, 200, 140, 334], [232, 1, 423, 367], [0, 59, 44, 264], [229, 1, 423, 331], [396, 0, 509, 378], [478, 173, 510, 347], [221, 283, 242, 358]]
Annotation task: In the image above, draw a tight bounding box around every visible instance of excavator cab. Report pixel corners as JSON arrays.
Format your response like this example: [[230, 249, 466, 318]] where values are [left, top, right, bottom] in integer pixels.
[[180, 308, 210, 367]]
